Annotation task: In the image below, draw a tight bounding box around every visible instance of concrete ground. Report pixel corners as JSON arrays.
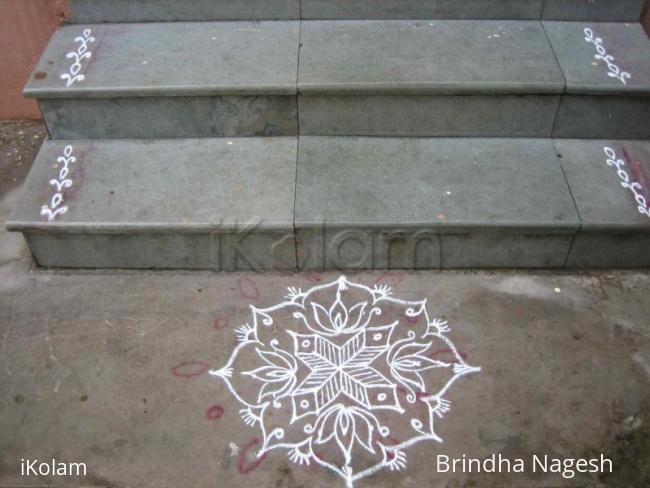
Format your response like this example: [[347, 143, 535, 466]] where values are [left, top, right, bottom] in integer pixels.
[[0, 121, 649, 488]]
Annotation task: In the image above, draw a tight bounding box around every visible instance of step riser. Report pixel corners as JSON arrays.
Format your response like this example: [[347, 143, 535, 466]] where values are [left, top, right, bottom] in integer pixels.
[[24, 232, 297, 271], [40, 97, 298, 139], [22, 230, 650, 270], [299, 95, 560, 138], [567, 234, 650, 268], [553, 96, 650, 139], [39, 94, 650, 140], [542, 0, 646, 21], [68, 0, 645, 22], [296, 230, 574, 269]]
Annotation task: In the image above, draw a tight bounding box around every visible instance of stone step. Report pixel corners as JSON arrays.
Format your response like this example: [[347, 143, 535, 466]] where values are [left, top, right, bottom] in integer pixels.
[[24, 21, 300, 139], [545, 21, 650, 139], [26, 20, 650, 139], [67, 0, 646, 22], [553, 139, 650, 267], [298, 20, 650, 138], [9, 137, 649, 270], [295, 137, 580, 269], [6, 138, 298, 270]]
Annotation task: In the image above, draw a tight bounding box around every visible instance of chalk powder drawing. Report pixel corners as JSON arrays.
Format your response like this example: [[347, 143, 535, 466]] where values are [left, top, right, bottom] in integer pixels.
[[584, 28, 631, 85], [60, 29, 95, 87], [603, 146, 650, 219], [41, 145, 75, 222], [211, 276, 481, 487]]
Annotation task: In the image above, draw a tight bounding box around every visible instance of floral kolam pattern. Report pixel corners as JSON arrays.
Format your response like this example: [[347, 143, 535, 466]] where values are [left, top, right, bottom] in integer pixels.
[[211, 276, 481, 487]]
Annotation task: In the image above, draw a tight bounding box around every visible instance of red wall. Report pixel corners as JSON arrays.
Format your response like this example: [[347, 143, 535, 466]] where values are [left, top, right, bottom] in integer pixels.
[[0, 0, 69, 119]]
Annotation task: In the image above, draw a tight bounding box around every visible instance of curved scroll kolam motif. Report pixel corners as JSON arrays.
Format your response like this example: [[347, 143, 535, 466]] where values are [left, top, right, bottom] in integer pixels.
[[211, 276, 480, 487], [60, 29, 95, 87]]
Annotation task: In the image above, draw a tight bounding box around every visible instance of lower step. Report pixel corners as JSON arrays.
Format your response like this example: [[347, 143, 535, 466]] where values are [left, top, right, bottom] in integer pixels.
[[7, 137, 650, 270], [6, 138, 298, 270]]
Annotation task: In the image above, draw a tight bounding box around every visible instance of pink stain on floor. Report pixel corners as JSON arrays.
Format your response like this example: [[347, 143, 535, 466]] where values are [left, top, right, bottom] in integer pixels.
[[304, 272, 322, 283], [205, 404, 225, 420], [622, 146, 650, 200], [237, 277, 260, 301], [170, 361, 211, 378], [374, 271, 406, 288], [238, 437, 267, 474], [212, 313, 229, 331]]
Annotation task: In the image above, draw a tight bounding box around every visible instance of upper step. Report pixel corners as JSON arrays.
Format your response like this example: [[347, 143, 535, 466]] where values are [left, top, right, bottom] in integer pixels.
[[298, 20, 565, 95], [24, 21, 300, 139], [68, 0, 646, 22], [24, 22, 299, 99], [25, 20, 650, 139], [298, 20, 650, 138]]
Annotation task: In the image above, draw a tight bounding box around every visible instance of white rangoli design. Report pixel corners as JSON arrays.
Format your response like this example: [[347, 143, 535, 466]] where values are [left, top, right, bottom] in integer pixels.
[[41, 145, 76, 222], [584, 28, 631, 85], [61, 29, 95, 87], [211, 276, 481, 487], [603, 146, 650, 219]]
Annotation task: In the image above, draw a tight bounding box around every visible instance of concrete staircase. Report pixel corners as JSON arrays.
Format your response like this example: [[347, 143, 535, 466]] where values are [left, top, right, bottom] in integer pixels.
[[7, 0, 650, 270]]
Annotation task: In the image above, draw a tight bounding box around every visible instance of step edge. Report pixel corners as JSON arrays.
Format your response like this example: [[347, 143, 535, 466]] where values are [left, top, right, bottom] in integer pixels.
[[23, 84, 298, 99], [5, 220, 295, 234]]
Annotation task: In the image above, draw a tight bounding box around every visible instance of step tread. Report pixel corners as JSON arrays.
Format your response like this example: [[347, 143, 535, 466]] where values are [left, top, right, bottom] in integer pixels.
[[295, 137, 579, 229], [554, 139, 650, 231], [544, 21, 650, 96], [298, 20, 565, 94], [7, 138, 296, 232], [24, 22, 300, 98]]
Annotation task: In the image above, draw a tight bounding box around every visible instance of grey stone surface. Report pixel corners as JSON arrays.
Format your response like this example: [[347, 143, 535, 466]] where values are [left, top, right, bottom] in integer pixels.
[[2, 243, 650, 486], [554, 139, 650, 230], [296, 228, 574, 269], [301, 0, 544, 19], [7, 138, 297, 270], [539, 22, 650, 139], [295, 137, 579, 269], [299, 94, 560, 137], [4, 125, 650, 488], [567, 232, 650, 267], [553, 95, 650, 139], [555, 139, 650, 268], [23, 231, 296, 270], [299, 20, 564, 95], [543, 22, 650, 96], [25, 22, 299, 98], [542, 0, 646, 21], [69, 0, 300, 22], [40, 96, 298, 139]]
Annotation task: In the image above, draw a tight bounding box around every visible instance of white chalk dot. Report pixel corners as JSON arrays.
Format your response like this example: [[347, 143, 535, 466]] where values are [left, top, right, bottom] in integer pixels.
[[554, 287, 561, 293]]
